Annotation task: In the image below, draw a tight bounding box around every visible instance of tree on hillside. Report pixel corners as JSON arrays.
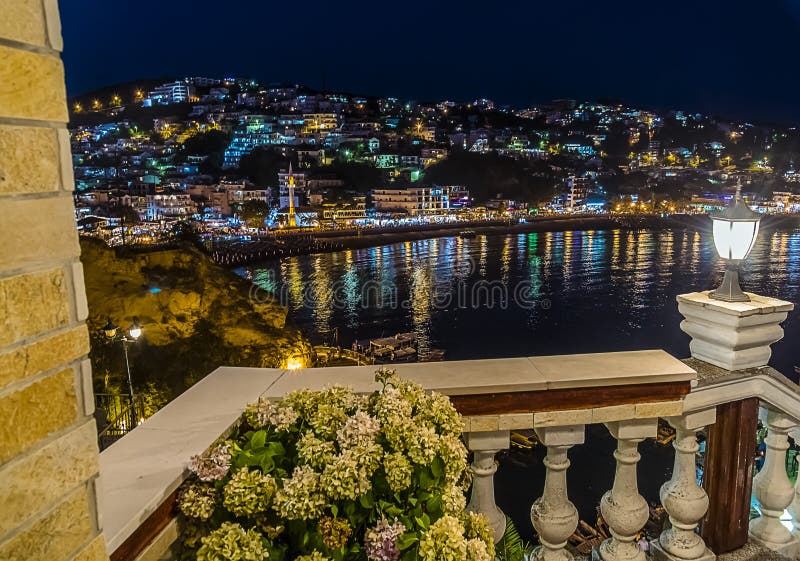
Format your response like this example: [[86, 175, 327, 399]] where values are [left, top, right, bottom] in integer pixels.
[[238, 147, 290, 186], [238, 200, 270, 229], [178, 130, 231, 175], [423, 152, 556, 204]]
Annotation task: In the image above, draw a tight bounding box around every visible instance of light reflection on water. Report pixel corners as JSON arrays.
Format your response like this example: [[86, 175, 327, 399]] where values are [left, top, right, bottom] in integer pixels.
[[240, 228, 800, 378]]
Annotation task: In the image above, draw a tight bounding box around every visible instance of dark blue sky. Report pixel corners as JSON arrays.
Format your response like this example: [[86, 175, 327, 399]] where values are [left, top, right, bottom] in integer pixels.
[[60, 0, 800, 123]]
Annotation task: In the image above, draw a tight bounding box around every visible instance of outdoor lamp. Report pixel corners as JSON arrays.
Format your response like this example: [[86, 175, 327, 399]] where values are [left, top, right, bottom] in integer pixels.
[[709, 185, 761, 302], [128, 317, 142, 340], [103, 318, 118, 339]]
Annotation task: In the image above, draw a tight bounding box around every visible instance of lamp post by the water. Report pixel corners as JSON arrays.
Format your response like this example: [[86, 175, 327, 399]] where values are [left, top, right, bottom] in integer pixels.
[[103, 317, 143, 427], [709, 185, 761, 302]]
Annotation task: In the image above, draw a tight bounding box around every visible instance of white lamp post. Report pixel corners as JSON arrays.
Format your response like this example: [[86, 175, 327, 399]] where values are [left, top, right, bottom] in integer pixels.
[[709, 185, 761, 302]]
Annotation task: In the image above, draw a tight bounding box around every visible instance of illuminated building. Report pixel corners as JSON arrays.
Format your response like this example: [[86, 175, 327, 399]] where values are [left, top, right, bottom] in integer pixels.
[[144, 80, 195, 105], [371, 186, 469, 216]]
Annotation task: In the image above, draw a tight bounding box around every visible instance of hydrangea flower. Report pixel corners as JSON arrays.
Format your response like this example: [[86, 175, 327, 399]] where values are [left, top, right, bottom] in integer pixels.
[[337, 411, 380, 449], [178, 483, 217, 520], [466, 538, 493, 561], [318, 516, 352, 549], [441, 484, 467, 515], [309, 403, 348, 439], [418, 515, 468, 561], [383, 452, 412, 493], [223, 467, 277, 517], [320, 450, 371, 501], [273, 465, 327, 520], [296, 431, 337, 470], [189, 441, 232, 482], [294, 552, 330, 561], [196, 522, 268, 561], [462, 511, 495, 558], [364, 519, 406, 561]]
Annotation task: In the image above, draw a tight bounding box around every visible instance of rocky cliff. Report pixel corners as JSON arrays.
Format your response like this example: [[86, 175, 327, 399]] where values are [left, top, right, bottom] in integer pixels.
[[80, 239, 311, 405]]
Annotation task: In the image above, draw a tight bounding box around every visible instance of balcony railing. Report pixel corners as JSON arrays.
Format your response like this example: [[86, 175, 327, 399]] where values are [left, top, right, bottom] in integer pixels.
[[97, 294, 799, 561]]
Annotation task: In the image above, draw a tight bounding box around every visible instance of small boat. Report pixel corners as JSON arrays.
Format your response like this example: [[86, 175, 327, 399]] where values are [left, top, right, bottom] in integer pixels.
[[419, 349, 446, 362], [394, 332, 416, 344], [459, 230, 477, 239], [391, 347, 417, 361]]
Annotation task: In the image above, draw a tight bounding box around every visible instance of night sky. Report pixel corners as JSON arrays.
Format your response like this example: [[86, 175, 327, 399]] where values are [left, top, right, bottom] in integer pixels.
[[60, 0, 800, 123]]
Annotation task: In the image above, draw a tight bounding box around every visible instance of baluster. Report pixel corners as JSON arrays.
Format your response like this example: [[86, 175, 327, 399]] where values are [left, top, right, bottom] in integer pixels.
[[750, 409, 800, 556], [600, 419, 657, 561], [651, 410, 716, 561], [465, 430, 510, 544], [531, 425, 585, 561], [788, 428, 800, 532]]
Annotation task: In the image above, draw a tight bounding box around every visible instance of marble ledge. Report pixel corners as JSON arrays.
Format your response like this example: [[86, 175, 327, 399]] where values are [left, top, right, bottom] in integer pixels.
[[678, 291, 794, 316], [259, 349, 697, 399]]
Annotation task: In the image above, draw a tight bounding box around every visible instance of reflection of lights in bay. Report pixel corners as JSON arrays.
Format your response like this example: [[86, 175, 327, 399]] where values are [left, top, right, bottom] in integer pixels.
[[690, 231, 701, 271], [409, 262, 432, 353], [501, 235, 512, 283], [283, 258, 304, 310], [310, 254, 333, 335], [562, 231, 574, 290], [655, 231, 675, 292], [479, 235, 488, 276], [611, 229, 621, 268]]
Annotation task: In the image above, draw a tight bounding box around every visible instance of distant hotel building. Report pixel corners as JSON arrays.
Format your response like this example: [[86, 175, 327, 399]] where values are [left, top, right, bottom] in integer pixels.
[[144, 81, 196, 106], [371, 186, 470, 216]]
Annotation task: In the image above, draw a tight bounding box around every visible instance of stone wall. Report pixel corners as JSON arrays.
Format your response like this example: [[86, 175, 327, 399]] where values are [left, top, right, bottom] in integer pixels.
[[0, 2, 108, 560]]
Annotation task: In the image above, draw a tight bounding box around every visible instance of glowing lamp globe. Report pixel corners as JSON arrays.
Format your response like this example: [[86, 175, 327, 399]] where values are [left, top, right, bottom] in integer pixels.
[[128, 318, 143, 340], [102, 318, 118, 339], [709, 187, 761, 302]]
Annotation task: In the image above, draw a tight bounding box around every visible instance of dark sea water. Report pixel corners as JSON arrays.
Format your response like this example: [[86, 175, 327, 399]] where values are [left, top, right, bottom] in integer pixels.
[[238, 226, 800, 541]]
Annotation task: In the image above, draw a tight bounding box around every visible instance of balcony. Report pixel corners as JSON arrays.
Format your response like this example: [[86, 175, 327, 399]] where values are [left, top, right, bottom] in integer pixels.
[[99, 290, 800, 561]]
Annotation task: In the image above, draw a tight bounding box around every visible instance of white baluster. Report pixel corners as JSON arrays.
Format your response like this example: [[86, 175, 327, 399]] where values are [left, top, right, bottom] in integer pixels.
[[750, 409, 800, 556], [651, 410, 716, 561], [788, 428, 800, 534], [600, 419, 657, 561], [465, 430, 510, 544], [531, 425, 585, 561]]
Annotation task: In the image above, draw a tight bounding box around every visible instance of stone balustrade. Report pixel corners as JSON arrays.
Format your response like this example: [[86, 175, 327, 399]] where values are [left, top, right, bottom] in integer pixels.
[[98, 304, 800, 561]]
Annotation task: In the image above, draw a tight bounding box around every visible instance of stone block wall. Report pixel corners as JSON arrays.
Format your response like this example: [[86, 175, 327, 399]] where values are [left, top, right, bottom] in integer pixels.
[[0, 2, 108, 560]]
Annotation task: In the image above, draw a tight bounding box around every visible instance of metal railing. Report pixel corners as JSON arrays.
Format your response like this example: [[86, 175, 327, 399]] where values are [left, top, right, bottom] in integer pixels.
[[95, 393, 146, 451]]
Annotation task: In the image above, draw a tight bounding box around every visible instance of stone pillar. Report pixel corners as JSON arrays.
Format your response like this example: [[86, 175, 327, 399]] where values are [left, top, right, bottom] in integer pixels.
[[651, 410, 716, 561], [465, 430, 509, 544], [0, 2, 108, 560], [531, 425, 585, 561], [677, 291, 793, 371], [750, 409, 800, 556], [599, 419, 657, 561]]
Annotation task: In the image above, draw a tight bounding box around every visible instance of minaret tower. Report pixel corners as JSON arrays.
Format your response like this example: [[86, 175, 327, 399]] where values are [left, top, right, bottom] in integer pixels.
[[287, 162, 297, 227]]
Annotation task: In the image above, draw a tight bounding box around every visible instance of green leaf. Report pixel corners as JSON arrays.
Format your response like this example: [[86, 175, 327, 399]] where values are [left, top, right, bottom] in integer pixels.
[[397, 532, 419, 551], [430, 456, 444, 479], [359, 492, 374, 509], [251, 430, 267, 450], [331, 504, 338, 517], [425, 495, 442, 515]]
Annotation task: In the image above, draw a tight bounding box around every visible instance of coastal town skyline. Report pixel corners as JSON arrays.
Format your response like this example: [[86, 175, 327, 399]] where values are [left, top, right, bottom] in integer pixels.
[[61, 0, 800, 124]]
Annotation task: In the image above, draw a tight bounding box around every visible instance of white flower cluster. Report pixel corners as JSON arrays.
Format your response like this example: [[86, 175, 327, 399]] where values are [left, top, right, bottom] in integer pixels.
[[245, 399, 298, 431]]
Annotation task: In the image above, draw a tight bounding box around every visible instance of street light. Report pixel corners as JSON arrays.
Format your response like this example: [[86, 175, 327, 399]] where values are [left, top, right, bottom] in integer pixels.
[[709, 185, 761, 302], [103, 317, 143, 427]]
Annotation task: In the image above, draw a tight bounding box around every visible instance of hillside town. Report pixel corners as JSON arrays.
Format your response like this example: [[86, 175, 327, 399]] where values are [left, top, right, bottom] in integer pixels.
[[70, 76, 800, 243]]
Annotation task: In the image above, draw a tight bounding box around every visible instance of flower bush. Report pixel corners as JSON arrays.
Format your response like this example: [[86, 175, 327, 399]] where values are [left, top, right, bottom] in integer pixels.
[[177, 368, 493, 561]]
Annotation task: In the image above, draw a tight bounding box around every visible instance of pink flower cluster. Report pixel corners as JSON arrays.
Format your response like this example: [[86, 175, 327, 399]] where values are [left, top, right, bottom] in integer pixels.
[[364, 519, 406, 561]]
